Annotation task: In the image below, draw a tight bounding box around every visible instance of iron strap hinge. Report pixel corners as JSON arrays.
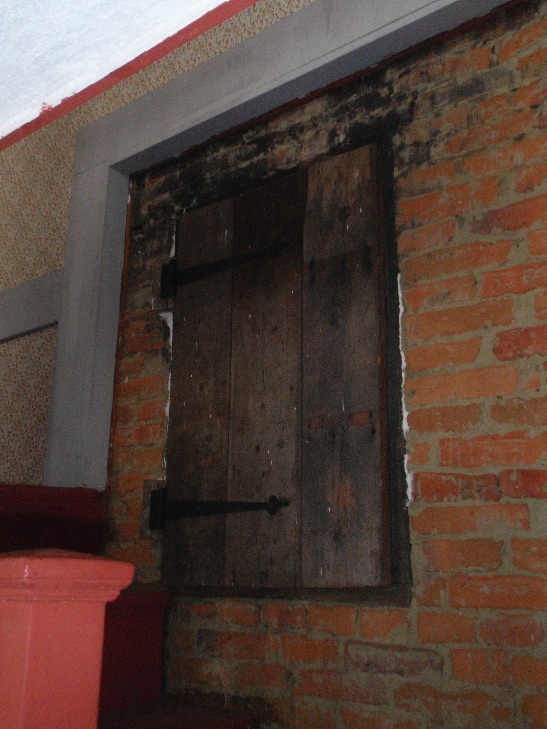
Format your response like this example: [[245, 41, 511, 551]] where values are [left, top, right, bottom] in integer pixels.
[[149, 487, 289, 530], [160, 236, 290, 299]]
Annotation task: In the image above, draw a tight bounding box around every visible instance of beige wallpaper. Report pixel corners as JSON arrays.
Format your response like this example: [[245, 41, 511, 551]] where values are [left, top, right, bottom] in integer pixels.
[[0, 0, 315, 485], [0, 327, 57, 484]]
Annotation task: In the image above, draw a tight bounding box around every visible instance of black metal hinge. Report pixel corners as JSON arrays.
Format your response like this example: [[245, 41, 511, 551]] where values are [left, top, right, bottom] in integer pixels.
[[149, 488, 289, 530], [160, 236, 290, 299]]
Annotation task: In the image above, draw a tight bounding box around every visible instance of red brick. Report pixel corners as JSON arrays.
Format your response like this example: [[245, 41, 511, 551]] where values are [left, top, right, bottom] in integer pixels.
[[218, 600, 260, 627], [261, 603, 307, 632], [398, 160, 456, 195], [491, 395, 547, 427], [515, 79, 547, 108], [535, 290, 547, 319], [499, 469, 547, 498], [345, 641, 443, 677], [480, 614, 545, 646], [516, 162, 547, 194], [168, 625, 193, 654], [106, 543, 156, 567], [482, 261, 547, 298], [452, 650, 547, 688], [529, 228, 547, 257], [417, 611, 475, 643], [137, 401, 166, 421], [405, 338, 481, 372], [111, 472, 144, 496], [472, 195, 546, 235], [108, 446, 134, 470], [398, 180, 499, 228], [441, 46, 492, 75], [523, 368, 543, 392], [405, 275, 477, 311], [408, 403, 480, 433], [281, 635, 338, 664], [451, 648, 510, 685], [512, 539, 547, 575], [461, 136, 545, 177], [413, 504, 528, 536], [358, 610, 410, 641], [519, 38, 547, 66], [498, 20, 547, 60], [394, 682, 499, 722], [445, 110, 535, 157], [236, 662, 289, 692], [522, 693, 547, 729], [340, 706, 422, 729], [406, 299, 513, 341], [416, 574, 447, 607], [123, 331, 164, 354], [114, 522, 141, 540], [187, 603, 217, 620], [168, 656, 233, 691], [294, 701, 338, 729], [308, 605, 356, 636], [118, 374, 167, 400], [197, 630, 277, 660], [407, 366, 518, 406], [440, 430, 546, 468], [398, 219, 456, 254], [113, 402, 137, 426], [117, 355, 145, 379], [113, 421, 165, 447], [407, 441, 430, 466], [415, 472, 501, 502], [449, 574, 547, 610], [422, 538, 503, 573], [494, 324, 547, 360], [403, 240, 512, 283], [133, 446, 164, 470], [294, 668, 388, 705]]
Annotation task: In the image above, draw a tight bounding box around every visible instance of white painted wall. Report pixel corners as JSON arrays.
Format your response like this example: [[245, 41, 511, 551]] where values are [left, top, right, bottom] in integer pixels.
[[0, 0, 226, 138]]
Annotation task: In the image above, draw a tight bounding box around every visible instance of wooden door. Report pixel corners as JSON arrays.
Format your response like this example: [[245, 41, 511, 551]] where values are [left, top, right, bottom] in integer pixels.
[[164, 143, 389, 591]]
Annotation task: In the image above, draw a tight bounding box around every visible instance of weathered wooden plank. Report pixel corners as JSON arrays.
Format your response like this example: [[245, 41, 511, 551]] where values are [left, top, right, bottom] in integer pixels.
[[301, 144, 389, 587], [224, 173, 305, 588], [163, 199, 233, 586]]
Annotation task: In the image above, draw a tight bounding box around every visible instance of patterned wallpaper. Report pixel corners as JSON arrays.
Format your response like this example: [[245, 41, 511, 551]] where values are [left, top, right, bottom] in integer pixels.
[[0, 0, 315, 484], [0, 327, 57, 484]]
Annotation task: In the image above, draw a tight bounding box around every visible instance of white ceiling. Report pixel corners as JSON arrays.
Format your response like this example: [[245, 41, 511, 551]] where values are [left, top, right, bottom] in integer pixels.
[[0, 0, 226, 138]]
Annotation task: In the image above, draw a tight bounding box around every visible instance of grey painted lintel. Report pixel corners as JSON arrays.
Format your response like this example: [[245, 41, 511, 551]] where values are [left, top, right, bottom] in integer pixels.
[[45, 0, 509, 490], [0, 270, 62, 343]]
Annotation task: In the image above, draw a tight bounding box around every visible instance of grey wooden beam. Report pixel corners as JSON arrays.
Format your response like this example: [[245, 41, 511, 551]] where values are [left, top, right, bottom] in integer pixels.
[[45, 0, 509, 490], [0, 270, 62, 343]]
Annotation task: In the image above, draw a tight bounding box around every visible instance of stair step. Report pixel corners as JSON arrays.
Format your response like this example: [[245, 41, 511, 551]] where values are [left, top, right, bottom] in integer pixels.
[[99, 697, 252, 729]]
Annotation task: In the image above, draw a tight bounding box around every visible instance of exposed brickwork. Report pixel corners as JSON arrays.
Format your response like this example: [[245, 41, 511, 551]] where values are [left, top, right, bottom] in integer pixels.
[[106, 1, 546, 725]]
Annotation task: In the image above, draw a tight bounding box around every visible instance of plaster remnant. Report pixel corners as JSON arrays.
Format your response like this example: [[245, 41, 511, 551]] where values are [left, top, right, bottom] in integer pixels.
[[398, 272, 412, 502], [159, 310, 173, 418]]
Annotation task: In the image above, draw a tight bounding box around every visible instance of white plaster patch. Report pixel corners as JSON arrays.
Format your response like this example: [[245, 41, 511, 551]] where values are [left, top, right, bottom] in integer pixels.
[[398, 272, 413, 502], [1, 0, 227, 138], [159, 310, 173, 418]]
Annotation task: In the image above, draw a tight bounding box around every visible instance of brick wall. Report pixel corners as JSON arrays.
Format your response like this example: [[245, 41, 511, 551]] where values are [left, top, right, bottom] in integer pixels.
[[105, 1, 546, 726]]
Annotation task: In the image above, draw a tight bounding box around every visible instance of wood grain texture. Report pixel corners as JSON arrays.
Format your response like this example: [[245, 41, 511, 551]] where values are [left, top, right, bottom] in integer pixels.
[[164, 199, 233, 585], [224, 173, 305, 588], [301, 145, 389, 587]]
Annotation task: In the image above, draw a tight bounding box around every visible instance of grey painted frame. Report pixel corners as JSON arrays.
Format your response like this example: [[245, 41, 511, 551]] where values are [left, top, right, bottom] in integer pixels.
[[44, 0, 507, 490], [0, 271, 62, 343]]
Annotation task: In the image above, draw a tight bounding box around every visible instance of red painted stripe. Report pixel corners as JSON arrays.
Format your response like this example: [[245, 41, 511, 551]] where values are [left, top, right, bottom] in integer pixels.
[[0, 0, 261, 153]]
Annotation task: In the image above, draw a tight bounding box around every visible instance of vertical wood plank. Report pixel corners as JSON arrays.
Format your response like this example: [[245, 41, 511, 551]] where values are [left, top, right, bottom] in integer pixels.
[[301, 145, 389, 587], [224, 173, 305, 588], [163, 199, 233, 586]]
